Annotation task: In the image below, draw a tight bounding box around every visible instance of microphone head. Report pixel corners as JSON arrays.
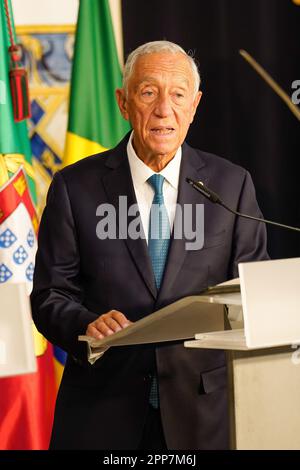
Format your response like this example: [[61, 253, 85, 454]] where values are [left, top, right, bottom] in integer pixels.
[[186, 177, 221, 204]]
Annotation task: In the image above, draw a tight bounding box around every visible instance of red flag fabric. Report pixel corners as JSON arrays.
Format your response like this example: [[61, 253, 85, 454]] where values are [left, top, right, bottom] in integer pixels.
[[0, 345, 56, 449]]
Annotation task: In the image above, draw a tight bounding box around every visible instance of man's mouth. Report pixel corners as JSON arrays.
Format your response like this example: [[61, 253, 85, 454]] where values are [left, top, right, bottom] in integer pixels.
[[150, 126, 175, 135]]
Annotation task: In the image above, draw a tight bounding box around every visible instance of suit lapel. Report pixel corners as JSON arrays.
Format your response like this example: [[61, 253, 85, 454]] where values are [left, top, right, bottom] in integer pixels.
[[157, 143, 210, 302], [101, 136, 157, 299]]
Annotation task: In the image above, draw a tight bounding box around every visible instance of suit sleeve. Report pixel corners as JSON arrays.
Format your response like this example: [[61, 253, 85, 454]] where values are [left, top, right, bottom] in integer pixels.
[[31, 171, 98, 361], [228, 170, 269, 278]]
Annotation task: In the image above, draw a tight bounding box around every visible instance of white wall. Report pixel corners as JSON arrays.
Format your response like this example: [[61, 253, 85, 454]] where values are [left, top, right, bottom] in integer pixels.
[[12, 0, 79, 25]]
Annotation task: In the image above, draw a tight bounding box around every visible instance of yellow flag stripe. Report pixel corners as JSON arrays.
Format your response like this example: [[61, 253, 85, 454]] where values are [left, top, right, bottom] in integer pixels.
[[53, 357, 65, 387], [0, 153, 35, 186], [63, 131, 107, 167], [32, 323, 47, 357]]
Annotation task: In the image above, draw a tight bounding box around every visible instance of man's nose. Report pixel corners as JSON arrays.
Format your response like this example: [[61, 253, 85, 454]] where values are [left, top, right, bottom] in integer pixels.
[[154, 94, 173, 117]]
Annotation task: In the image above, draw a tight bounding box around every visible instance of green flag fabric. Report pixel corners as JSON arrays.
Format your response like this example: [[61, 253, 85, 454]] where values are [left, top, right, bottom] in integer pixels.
[[0, 0, 35, 197], [63, 0, 130, 166]]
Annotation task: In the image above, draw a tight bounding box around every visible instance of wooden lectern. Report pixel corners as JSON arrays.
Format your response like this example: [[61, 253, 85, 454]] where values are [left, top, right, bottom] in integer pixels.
[[185, 258, 300, 450]]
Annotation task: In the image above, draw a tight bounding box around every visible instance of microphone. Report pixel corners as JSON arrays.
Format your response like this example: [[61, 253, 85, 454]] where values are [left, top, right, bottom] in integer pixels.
[[186, 177, 300, 233]]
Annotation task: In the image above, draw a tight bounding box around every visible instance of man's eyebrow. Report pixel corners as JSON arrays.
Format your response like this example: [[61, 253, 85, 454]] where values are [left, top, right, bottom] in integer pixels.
[[137, 76, 159, 85], [137, 76, 190, 87]]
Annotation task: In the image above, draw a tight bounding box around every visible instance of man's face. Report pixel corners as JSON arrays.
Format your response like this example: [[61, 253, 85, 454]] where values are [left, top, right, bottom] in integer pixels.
[[116, 52, 202, 164]]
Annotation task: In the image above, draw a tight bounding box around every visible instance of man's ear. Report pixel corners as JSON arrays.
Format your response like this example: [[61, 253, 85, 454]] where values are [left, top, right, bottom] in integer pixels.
[[116, 88, 129, 121], [190, 91, 202, 124]]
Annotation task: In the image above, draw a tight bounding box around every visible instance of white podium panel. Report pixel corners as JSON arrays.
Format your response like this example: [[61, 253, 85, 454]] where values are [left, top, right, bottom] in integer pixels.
[[186, 257, 300, 350], [185, 258, 300, 450], [0, 283, 36, 377], [227, 347, 300, 450]]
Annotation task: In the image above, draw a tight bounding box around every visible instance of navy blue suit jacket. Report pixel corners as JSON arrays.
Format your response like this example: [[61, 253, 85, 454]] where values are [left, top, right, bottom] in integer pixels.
[[31, 133, 268, 449]]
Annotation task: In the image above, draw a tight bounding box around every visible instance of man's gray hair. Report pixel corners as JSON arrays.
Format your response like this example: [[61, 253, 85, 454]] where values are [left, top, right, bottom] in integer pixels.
[[123, 40, 201, 96]]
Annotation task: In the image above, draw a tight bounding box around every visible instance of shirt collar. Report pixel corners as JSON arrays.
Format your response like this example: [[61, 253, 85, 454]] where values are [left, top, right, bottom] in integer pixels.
[[127, 131, 182, 189]]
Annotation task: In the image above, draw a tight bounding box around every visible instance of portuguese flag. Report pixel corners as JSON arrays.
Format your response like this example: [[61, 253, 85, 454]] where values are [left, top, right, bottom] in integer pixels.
[[0, 0, 56, 450], [63, 0, 130, 166]]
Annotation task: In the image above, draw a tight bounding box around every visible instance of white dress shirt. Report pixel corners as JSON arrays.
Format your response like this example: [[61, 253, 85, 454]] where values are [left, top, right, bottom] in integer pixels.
[[127, 131, 182, 242]]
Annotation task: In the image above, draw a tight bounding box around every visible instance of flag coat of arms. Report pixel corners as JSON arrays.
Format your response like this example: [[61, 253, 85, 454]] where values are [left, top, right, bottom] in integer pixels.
[[0, 168, 37, 290]]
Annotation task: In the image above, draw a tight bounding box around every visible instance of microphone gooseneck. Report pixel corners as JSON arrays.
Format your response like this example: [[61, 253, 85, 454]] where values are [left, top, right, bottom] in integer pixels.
[[186, 177, 300, 233]]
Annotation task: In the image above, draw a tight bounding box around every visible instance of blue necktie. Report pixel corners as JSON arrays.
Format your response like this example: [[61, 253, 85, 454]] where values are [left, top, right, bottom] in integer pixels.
[[147, 174, 171, 409], [148, 174, 171, 289]]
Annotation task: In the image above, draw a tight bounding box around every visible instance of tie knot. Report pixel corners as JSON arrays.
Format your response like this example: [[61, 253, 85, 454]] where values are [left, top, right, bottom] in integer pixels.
[[148, 174, 165, 195]]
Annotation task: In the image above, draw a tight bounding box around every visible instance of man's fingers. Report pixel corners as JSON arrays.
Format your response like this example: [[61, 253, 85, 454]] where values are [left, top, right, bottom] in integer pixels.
[[104, 316, 122, 333], [110, 310, 132, 328], [86, 319, 113, 337], [94, 319, 115, 336], [86, 324, 104, 340], [85, 310, 133, 338]]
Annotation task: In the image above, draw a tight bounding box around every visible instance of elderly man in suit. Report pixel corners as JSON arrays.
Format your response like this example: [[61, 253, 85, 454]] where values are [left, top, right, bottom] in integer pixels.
[[31, 40, 268, 450]]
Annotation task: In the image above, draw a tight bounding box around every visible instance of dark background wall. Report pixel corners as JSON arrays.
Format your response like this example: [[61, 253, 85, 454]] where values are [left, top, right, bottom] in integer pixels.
[[122, 0, 300, 259]]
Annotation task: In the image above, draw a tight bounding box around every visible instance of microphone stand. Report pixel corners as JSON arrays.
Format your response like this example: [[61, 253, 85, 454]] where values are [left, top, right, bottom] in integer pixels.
[[186, 178, 300, 233]]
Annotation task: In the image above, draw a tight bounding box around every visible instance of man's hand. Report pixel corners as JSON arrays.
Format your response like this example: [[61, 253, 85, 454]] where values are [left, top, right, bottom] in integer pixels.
[[85, 310, 132, 339]]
